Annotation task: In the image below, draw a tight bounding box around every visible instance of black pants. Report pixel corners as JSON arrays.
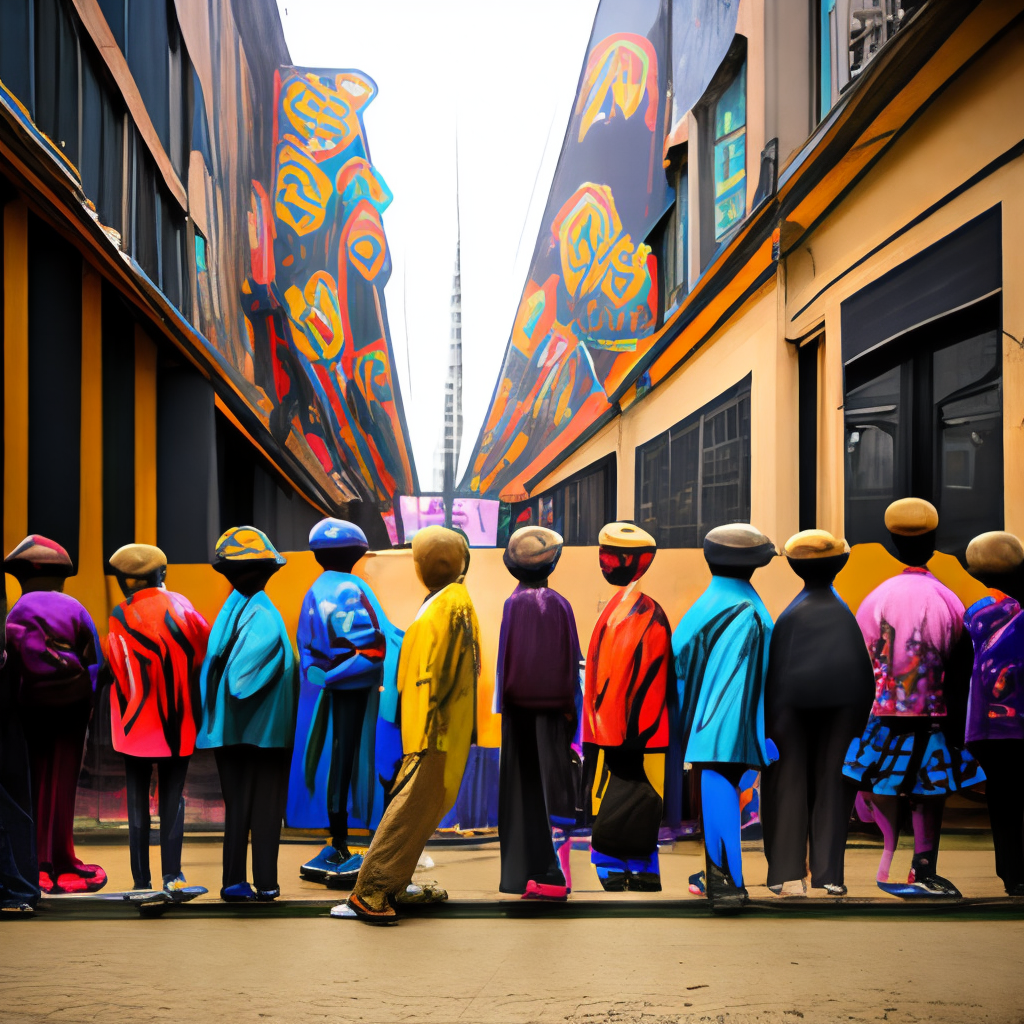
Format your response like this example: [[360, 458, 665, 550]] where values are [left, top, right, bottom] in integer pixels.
[[214, 745, 290, 891], [327, 688, 370, 851], [0, 699, 38, 907], [761, 703, 865, 887], [123, 755, 190, 888], [970, 739, 1024, 892], [498, 707, 574, 893]]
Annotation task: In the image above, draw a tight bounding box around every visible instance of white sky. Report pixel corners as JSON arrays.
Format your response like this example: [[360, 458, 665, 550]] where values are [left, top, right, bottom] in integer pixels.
[[276, 0, 599, 487]]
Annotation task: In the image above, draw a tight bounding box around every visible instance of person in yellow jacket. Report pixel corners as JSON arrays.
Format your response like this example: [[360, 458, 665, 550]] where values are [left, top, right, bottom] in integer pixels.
[[335, 526, 480, 924]]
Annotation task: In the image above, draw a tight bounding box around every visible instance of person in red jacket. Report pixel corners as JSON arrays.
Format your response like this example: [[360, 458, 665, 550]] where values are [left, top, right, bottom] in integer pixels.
[[107, 544, 211, 893], [584, 522, 672, 892]]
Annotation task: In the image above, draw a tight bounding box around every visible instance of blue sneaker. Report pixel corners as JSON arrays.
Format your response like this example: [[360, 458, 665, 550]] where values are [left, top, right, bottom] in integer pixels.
[[163, 873, 208, 902], [254, 887, 280, 902], [877, 875, 960, 899], [220, 882, 256, 902], [324, 853, 365, 890], [300, 846, 348, 883]]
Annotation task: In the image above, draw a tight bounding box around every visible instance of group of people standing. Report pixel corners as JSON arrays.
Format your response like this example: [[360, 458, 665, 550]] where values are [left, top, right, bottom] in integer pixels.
[[0, 496, 1021, 921]]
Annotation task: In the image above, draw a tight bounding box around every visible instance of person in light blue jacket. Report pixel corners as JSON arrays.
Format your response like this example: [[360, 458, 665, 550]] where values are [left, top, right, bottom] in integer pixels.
[[673, 523, 776, 911], [287, 519, 403, 887], [197, 527, 297, 902]]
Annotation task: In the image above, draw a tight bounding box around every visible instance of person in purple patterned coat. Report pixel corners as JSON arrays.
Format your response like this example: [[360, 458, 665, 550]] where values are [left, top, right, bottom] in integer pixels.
[[4, 536, 105, 895], [496, 526, 582, 900], [963, 531, 1024, 895]]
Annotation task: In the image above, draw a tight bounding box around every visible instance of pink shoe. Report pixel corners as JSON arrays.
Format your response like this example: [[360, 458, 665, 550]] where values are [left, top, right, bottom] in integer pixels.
[[555, 835, 573, 893], [69, 860, 108, 893], [54, 872, 89, 894], [522, 880, 568, 901]]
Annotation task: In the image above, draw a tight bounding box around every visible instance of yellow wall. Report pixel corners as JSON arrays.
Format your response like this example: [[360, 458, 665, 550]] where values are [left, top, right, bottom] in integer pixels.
[[3, 200, 29, 556], [785, 19, 1024, 538]]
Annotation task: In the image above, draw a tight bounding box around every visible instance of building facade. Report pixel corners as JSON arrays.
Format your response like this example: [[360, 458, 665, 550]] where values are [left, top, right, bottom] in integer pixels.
[[1, 0, 415, 826], [469, 0, 1021, 635]]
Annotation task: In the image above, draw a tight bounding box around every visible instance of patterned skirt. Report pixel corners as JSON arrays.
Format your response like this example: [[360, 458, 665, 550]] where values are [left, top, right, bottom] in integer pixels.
[[843, 715, 985, 797]]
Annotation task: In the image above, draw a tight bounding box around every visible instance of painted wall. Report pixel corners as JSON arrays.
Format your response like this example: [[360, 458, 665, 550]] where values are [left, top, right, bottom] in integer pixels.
[[176, 1, 416, 517]]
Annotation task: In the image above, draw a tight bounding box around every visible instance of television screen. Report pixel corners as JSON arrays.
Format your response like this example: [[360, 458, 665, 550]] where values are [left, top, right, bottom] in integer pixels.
[[397, 496, 500, 547]]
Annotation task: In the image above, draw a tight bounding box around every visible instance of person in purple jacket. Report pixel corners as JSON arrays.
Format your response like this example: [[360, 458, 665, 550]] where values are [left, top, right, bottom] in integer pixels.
[[496, 526, 582, 900], [963, 531, 1024, 896], [4, 536, 105, 895]]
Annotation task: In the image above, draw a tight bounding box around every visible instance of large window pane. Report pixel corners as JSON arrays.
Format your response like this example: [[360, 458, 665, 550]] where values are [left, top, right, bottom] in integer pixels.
[[713, 62, 746, 241], [845, 366, 900, 546], [635, 377, 752, 548], [934, 331, 1002, 554]]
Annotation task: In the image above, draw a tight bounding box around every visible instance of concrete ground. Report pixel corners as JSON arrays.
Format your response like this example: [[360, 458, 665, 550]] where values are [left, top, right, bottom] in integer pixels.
[[2, 835, 1022, 1023], [62, 829, 1015, 902]]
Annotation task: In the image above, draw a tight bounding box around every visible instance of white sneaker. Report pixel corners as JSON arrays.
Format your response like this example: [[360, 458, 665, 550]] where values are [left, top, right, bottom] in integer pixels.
[[777, 879, 807, 897], [330, 902, 358, 918], [416, 852, 435, 870]]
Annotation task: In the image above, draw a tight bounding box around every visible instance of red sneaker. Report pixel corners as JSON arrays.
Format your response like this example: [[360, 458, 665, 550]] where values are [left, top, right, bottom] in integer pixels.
[[54, 872, 89, 894], [38, 870, 54, 894], [70, 860, 108, 892], [521, 880, 568, 901]]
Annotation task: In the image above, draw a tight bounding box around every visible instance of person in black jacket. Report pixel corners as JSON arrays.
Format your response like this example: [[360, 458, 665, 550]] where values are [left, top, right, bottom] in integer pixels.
[[761, 530, 874, 896]]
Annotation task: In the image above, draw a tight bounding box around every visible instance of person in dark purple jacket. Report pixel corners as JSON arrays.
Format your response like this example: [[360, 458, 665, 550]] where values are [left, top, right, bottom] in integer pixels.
[[496, 526, 582, 900], [963, 531, 1024, 895], [4, 536, 105, 895]]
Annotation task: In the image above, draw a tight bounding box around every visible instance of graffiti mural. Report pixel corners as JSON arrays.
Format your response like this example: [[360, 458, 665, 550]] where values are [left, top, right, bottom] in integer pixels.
[[242, 67, 417, 518], [465, 0, 743, 503], [465, 2, 669, 502]]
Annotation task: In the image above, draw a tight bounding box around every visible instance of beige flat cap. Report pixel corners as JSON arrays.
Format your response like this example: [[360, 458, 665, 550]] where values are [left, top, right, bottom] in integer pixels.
[[705, 523, 774, 550], [966, 531, 1024, 575], [507, 526, 563, 568], [598, 522, 656, 548], [784, 529, 850, 560], [109, 543, 166, 576], [413, 525, 469, 591], [884, 498, 938, 536]]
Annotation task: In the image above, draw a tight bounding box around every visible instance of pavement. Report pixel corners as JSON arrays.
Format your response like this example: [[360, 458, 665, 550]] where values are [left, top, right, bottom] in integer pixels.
[[4, 834, 1022, 1024]]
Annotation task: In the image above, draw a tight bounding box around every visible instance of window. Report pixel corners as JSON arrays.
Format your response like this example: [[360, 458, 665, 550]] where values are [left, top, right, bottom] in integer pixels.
[[636, 376, 751, 548], [816, 0, 902, 122], [659, 148, 689, 307], [698, 38, 747, 266], [80, 45, 125, 236], [34, 0, 80, 165], [844, 299, 1002, 556], [130, 129, 159, 280], [509, 455, 616, 546], [712, 63, 746, 243], [195, 231, 208, 273], [798, 337, 821, 530]]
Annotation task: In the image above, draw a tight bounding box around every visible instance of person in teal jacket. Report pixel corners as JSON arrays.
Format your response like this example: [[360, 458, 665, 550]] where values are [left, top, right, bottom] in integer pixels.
[[287, 519, 404, 887], [674, 523, 777, 911], [197, 527, 297, 902]]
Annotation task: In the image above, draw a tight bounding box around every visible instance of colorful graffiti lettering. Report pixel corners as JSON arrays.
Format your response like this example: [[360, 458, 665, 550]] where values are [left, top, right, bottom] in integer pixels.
[[552, 183, 656, 348], [576, 33, 659, 142], [464, 12, 669, 501], [243, 66, 417, 517]]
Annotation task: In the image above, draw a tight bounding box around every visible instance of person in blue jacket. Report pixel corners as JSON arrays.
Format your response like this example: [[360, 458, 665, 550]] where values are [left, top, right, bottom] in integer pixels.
[[197, 527, 297, 902], [674, 523, 776, 911], [289, 519, 403, 886]]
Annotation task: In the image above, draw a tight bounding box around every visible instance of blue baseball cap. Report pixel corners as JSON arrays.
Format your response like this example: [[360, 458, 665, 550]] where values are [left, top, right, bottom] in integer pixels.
[[309, 518, 369, 552]]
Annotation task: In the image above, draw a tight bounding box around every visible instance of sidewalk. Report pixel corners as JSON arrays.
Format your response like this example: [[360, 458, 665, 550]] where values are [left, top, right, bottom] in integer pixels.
[[40, 830, 1019, 916]]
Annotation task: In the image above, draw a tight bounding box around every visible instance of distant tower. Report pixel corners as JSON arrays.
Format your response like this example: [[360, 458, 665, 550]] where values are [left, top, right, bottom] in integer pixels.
[[442, 140, 463, 527]]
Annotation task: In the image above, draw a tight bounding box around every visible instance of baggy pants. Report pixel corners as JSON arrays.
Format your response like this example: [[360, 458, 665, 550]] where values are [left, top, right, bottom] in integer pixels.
[[352, 749, 449, 913], [761, 703, 865, 887], [214, 745, 290, 892], [123, 754, 189, 888], [970, 739, 1024, 892], [24, 712, 89, 873]]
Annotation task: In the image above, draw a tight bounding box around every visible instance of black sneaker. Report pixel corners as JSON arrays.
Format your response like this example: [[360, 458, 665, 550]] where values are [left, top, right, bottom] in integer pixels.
[[706, 859, 748, 912]]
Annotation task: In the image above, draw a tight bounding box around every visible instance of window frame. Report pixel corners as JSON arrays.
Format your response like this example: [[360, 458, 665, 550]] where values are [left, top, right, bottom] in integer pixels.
[[634, 374, 752, 548], [696, 36, 748, 268], [509, 454, 617, 546]]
